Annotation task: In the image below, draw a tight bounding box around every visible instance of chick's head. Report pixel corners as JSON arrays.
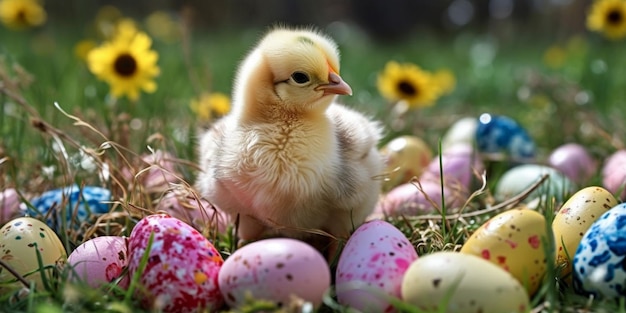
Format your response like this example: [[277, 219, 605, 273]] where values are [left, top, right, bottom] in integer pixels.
[[256, 28, 352, 112]]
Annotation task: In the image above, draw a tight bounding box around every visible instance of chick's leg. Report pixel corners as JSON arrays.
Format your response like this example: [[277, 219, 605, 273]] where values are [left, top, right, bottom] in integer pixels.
[[236, 214, 268, 241]]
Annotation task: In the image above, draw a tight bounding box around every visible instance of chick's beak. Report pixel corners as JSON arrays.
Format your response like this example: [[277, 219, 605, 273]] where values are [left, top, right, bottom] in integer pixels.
[[316, 72, 353, 96]]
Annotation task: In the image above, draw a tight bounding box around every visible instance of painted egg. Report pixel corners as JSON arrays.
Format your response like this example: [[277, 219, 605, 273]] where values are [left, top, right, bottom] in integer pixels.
[[548, 143, 597, 184], [460, 208, 547, 295], [495, 164, 576, 207], [441, 117, 478, 151], [553, 186, 617, 279], [123, 150, 183, 193], [335, 220, 417, 312], [25, 185, 111, 228], [1, 188, 21, 224], [0, 217, 66, 291], [475, 113, 535, 161], [219, 238, 330, 309], [573, 203, 626, 298], [371, 181, 460, 219], [602, 150, 626, 201], [421, 143, 484, 191], [401, 252, 529, 313], [155, 190, 230, 234], [128, 214, 223, 312], [380, 135, 433, 192], [67, 236, 129, 289]]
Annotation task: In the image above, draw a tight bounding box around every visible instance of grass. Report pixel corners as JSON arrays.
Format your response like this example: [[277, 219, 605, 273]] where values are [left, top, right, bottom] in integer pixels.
[[1, 9, 626, 313]]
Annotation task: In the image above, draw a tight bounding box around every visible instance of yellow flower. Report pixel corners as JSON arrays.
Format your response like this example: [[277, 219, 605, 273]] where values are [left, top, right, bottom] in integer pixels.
[[74, 39, 97, 61], [587, 0, 626, 40], [87, 28, 160, 101], [190, 92, 231, 121], [377, 61, 439, 109], [543, 45, 567, 69], [0, 0, 46, 29]]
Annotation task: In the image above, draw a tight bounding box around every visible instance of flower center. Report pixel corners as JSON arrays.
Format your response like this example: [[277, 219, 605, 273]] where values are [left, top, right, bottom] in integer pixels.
[[397, 81, 417, 96], [114, 53, 138, 77], [607, 9, 623, 25]]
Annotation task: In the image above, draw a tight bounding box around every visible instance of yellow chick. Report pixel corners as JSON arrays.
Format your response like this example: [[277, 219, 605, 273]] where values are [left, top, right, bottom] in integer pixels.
[[195, 27, 383, 246]]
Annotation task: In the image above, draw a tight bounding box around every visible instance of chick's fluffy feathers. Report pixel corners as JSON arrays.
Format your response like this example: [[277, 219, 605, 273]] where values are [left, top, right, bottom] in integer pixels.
[[195, 27, 383, 242]]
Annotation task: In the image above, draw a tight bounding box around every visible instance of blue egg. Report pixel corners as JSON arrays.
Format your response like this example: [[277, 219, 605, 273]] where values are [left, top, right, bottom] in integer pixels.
[[573, 203, 626, 298], [475, 113, 536, 160], [25, 185, 111, 227]]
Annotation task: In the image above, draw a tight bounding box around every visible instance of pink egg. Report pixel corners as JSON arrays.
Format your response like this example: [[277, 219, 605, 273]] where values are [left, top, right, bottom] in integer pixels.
[[67, 236, 129, 289], [1, 188, 21, 223], [421, 143, 484, 190], [371, 180, 463, 219], [602, 150, 626, 200], [155, 190, 230, 234], [548, 143, 597, 183], [123, 150, 182, 193], [336, 220, 418, 313], [128, 214, 223, 312], [218, 238, 330, 309]]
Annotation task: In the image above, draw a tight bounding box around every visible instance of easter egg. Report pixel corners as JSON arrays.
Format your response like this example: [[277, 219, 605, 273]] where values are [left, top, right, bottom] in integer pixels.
[[26, 185, 111, 228], [421, 143, 484, 191], [401, 252, 529, 313], [380, 135, 432, 191], [123, 150, 183, 193], [495, 164, 576, 207], [602, 150, 626, 201], [0, 217, 66, 291], [128, 214, 223, 312], [548, 143, 597, 184], [67, 236, 129, 289], [573, 203, 626, 298], [371, 180, 461, 219], [1, 188, 21, 224], [335, 220, 417, 312], [553, 187, 617, 279], [219, 238, 330, 309], [155, 190, 230, 234], [441, 117, 478, 151], [476, 113, 535, 161], [460, 208, 547, 295]]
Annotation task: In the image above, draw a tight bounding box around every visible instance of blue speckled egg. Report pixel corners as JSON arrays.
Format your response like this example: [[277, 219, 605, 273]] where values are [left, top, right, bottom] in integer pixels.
[[475, 113, 536, 160], [25, 185, 111, 227], [573, 203, 626, 298]]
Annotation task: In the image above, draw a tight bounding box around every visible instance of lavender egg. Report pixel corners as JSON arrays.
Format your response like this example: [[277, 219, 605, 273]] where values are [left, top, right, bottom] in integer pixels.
[[602, 150, 626, 201], [548, 143, 597, 184], [371, 181, 462, 219], [476, 113, 535, 161], [421, 143, 484, 191]]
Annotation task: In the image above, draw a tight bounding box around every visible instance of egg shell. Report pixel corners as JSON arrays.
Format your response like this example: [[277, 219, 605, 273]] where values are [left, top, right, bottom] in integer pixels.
[[335, 220, 417, 312], [0, 217, 67, 291], [441, 116, 478, 151], [380, 135, 433, 192], [123, 150, 183, 193], [495, 164, 576, 207], [401, 252, 529, 313], [128, 214, 223, 312], [1, 188, 21, 224], [548, 143, 597, 184], [553, 186, 617, 279], [476, 113, 536, 161], [67, 236, 129, 289], [573, 203, 626, 298], [25, 185, 111, 228], [421, 143, 484, 191], [155, 190, 230, 234], [219, 238, 330, 309], [460, 208, 547, 295], [371, 180, 461, 219], [602, 150, 626, 201]]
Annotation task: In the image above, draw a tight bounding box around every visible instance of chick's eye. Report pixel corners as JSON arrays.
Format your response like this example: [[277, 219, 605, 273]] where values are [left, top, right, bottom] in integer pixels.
[[290, 71, 310, 84]]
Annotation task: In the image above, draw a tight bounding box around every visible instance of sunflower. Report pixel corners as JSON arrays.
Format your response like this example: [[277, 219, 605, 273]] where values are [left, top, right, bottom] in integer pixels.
[[0, 0, 46, 29], [87, 27, 160, 101], [587, 0, 626, 40], [377, 61, 439, 109], [190, 92, 231, 121]]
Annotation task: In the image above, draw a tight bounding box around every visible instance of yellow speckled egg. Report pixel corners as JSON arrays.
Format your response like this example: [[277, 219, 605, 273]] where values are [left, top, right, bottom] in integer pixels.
[[380, 135, 432, 192], [0, 217, 66, 291], [552, 186, 618, 279], [460, 208, 547, 295], [401, 252, 529, 313]]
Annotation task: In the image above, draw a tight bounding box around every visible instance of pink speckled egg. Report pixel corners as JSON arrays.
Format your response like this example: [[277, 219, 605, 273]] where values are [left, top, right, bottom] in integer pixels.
[[602, 150, 626, 200], [336, 220, 418, 313], [548, 143, 597, 184], [155, 190, 230, 234], [67, 236, 129, 289], [128, 214, 223, 312], [218, 238, 330, 309], [1, 188, 21, 224]]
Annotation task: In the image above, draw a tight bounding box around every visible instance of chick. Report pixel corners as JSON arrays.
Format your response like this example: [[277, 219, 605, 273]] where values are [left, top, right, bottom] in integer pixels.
[[195, 27, 383, 245]]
